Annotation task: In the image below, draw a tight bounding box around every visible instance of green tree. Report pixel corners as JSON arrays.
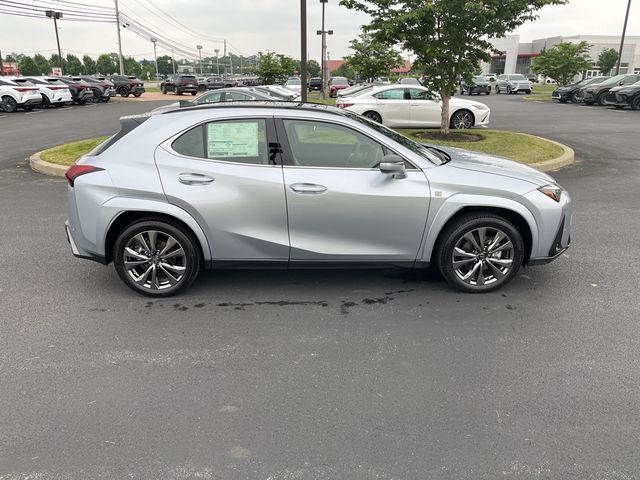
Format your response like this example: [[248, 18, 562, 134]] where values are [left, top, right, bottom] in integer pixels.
[[332, 62, 355, 79], [341, 0, 566, 133], [597, 48, 618, 75], [344, 32, 403, 81], [531, 41, 591, 86], [253, 52, 298, 84], [156, 55, 176, 76], [123, 56, 142, 77], [32, 54, 50, 75], [49, 54, 66, 73], [308, 59, 321, 77], [66, 54, 84, 75], [83, 55, 96, 74], [96, 54, 116, 74], [18, 56, 39, 76]]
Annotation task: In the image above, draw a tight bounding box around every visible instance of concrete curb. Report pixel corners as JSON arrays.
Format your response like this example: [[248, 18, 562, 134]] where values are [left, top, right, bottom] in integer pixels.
[[29, 131, 575, 178], [29, 150, 69, 177]]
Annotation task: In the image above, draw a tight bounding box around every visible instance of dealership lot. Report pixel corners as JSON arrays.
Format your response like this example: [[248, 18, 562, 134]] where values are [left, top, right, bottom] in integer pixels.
[[1, 94, 640, 478]]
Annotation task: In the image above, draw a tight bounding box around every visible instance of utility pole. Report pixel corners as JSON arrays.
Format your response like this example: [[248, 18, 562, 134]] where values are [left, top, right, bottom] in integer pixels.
[[300, 0, 308, 102], [196, 45, 203, 75], [150, 37, 159, 81], [45, 11, 64, 75], [171, 48, 176, 75], [240, 55, 243, 75], [214, 49, 220, 76], [0, 49, 4, 76], [615, 0, 632, 75], [223, 39, 227, 75], [230, 53, 233, 76], [113, 0, 124, 74]]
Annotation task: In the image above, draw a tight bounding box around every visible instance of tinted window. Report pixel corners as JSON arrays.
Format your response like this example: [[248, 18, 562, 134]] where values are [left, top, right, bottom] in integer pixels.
[[407, 88, 432, 100], [283, 120, 388, 169], [330, 77, 349, 86], [225, 92, 251, 101], [194, 92, 222, 104], [172, 119, 269, 165], [375, 88, 405, 100]]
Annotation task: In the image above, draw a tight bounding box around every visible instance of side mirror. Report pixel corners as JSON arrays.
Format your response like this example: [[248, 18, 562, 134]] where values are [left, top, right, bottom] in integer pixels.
[[379, 155, 406, 179]]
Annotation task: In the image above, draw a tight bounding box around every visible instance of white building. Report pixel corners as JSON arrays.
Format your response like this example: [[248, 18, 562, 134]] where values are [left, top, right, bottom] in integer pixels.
[[481, 34, 640, 79]]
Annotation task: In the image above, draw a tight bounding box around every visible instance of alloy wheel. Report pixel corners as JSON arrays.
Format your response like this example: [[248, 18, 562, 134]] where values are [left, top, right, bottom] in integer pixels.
[[451, 227, 514, 287], [1, 96, 18, 113], [452, 110, 474, 129], [123, 230, 187, 291]]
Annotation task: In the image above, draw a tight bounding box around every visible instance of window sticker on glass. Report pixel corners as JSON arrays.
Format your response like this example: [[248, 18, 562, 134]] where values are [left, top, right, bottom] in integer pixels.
[[207, 122, 259, 158]]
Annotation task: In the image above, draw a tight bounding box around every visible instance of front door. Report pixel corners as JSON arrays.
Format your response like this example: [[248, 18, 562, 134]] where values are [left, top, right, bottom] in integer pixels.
[[155, 117, 289, 262], [277, 118, 430, 263], [407, 88, 442, 127]]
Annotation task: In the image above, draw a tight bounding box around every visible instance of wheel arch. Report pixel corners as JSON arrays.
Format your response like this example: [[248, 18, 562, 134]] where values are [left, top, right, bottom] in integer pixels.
[[103, 208, 212, 265], [450, 108, 475, 128], [362, 110, 383, 122], [422, 203, 537, 267]]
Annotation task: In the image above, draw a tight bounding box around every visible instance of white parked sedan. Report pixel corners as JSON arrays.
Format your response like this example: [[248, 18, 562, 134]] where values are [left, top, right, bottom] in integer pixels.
[[338, 85, 490, 129]]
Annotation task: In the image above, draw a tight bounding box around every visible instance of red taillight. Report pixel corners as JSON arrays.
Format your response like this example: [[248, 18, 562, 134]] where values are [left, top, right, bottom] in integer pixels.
[[13, 87, 37, 92], [65, 165, 103, 187], [48, 86, 68, 91], [338, 103, 353, 109]]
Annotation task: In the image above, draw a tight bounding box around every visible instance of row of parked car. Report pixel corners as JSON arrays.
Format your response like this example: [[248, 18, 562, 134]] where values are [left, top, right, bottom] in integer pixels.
[[551, 73, 640, 109], [0, 74, 147, 113]]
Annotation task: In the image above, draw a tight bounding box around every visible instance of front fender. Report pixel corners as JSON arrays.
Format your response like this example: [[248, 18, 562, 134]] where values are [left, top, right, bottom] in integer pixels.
[[99, 197, 212, 262], [418, 193, 539, 263]]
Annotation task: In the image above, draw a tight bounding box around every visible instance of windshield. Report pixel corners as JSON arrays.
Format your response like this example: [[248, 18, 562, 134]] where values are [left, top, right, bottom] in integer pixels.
[[287, 78, 301, 85], [330, 77, 348, 86], [601, 74, 627, 85], [344, 111, 445, 166], [472, 76, 485, 83], [509, 75, 526, 81]]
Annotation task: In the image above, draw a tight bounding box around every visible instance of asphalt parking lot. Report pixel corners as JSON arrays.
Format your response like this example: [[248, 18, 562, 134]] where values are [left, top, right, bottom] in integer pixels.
[[1, 94, 639, 479]]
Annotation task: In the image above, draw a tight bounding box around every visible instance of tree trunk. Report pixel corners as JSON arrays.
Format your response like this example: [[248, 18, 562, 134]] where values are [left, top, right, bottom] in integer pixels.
[[440, 92, 450, 134]]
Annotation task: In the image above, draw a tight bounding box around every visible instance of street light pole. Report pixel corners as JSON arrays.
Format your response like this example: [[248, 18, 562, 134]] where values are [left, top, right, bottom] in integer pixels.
[[214, 49, 220, 76], [150, 37, 159, 82], [113, 0, 124, 74], [615, 0, 632, 75], [300, 0, 308, 102], [196, 45, 203, 75], [171, 48, 176, 75], [45, 11, 64, 75]]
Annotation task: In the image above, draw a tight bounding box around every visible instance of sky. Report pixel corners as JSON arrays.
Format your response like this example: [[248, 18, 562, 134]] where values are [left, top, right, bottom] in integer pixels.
[[1, 0, 638, 63]]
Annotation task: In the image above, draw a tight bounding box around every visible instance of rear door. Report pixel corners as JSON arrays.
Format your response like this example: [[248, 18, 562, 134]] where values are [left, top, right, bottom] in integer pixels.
[[155, 116, 289, 262]]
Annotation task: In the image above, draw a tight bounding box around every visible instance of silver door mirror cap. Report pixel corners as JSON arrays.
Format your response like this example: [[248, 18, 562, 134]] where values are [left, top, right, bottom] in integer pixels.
[[379, 155, 406, 178]]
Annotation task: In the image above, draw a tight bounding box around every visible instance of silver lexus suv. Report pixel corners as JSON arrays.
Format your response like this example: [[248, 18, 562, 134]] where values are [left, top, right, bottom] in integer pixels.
[[65, 103, 571, 296]]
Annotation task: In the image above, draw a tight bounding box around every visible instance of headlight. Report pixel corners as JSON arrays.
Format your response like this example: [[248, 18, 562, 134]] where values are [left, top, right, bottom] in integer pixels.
[[538, 184, 563, 202], [471, 104, 488, 110]]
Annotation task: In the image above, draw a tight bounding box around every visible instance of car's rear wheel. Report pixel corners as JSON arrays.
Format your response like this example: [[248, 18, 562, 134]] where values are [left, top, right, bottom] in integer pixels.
[[114, 220, 201, 297], [362, 111, 382, 123], [191, 91, 197, 96], [39, 94, 50, 109], [450, 109, 474, 129], [437, 214, 524, 293], [1, 96, 18, 113], [632, 96, 640, 111], [596, 91, 608, 106]]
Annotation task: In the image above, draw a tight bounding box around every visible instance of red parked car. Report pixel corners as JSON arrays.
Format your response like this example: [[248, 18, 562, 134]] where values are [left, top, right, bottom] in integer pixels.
[[329, 76, 350, 97]]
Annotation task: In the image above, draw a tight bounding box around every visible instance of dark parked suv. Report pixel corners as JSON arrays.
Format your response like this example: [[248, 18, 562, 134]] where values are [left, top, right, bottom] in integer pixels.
[[581, 74, 640, 106], [604, 80, 640, 110], [161, 74, 199, 95], [58, 76, 94, 104], [551, 76, 610, 103], [81, 75, 116, 103], [308, 77, 322, 91], [108, 75, 145, 97]]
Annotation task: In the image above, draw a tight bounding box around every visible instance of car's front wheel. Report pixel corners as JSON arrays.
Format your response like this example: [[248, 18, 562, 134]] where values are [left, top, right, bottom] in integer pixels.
[[570, 91, 582, 103], [114, 220, 201, 297], [596, 91, 608, 106], [437, 214, 524, 293], [450, 109, 474, 129], [119, 88, 130, 98], [362, 111, 382, 123], [631, 96, 640, 111]]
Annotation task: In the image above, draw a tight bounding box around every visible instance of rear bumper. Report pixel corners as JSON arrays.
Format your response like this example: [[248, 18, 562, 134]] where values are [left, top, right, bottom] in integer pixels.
[[177, 86, 198, 93], [21, 97, 42, 107], [65, 221, 106, 264], [604, 92, 629, 106]]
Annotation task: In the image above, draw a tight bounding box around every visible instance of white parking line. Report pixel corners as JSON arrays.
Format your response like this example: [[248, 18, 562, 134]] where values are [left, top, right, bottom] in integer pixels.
[[25, 111, 43, 115], [0, 115, 7, 119], [57, 108, 74, 112]]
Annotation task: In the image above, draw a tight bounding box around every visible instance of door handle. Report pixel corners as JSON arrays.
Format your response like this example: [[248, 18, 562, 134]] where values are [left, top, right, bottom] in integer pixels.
[[289, 183, 328, 194], [178, 173, 214, 185]]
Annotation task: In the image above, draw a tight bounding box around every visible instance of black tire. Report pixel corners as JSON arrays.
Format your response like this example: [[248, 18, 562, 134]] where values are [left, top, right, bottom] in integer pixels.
[[614, 105, 625, 110], [161, 85, 167, 94], [485, 90, 491, 95], [92, 90, 101, 103], [199, 84, 206, 91], [101, 96, 111, 103], [77, 99, 87, 105], [495, 85, 500, 94], [23, 104, 34, 111], [507, 85, 513, 94], [570, 91, 581, 104], [596, 91, 608, 106], [39, 94, 50, 109], [1, 96, 18, 113], [133, 92, 141, 98], [119, 88, 130, 98], [174, 86, 181, 96], [525, 89, 531, 95], [113, 219, 201, 297], [559, 98, 568, 103], [191, 91, 197, 96], [436, 213, 524, 293], [584, 100, 594, 105], [632, 96, 640, 111], [450, 109, 475, 129], [363, 111, 382, 123]]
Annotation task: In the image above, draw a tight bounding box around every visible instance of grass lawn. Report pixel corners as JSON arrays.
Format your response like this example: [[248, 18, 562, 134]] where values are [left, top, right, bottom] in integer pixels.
[[396, 129, 563, 164], [523, 83, 556, 102], [40, 136, 109, 167]]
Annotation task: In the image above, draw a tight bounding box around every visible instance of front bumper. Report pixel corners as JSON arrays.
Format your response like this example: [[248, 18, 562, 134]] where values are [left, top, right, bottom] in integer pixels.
[[582, 90, 597, 102], [551, 90, 570, 101], [474, 110, 491, 126], [603, 91, 628, 106], [469, 85, 491, 94]]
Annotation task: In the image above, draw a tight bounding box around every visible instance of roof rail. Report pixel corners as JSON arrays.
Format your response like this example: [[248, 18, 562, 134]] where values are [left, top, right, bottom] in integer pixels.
[[159, 100, 345, 116]]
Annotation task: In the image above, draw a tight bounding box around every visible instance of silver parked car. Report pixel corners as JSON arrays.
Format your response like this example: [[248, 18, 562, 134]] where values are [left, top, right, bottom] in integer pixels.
[[495, 74, 533, 94], [65, 103, 571, 296]]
